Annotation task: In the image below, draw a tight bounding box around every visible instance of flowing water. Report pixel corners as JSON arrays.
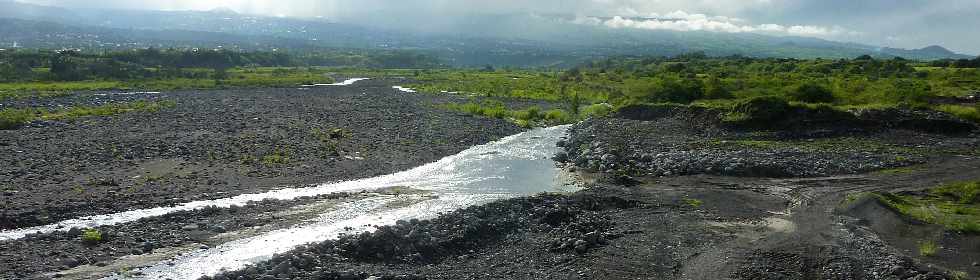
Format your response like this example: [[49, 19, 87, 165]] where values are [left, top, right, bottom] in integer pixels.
[[110, 125, 574, 279], [0, 124, 573, 278]]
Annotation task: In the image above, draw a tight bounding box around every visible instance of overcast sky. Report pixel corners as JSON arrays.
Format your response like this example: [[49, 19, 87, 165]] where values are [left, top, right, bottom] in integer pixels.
[[17, 0, 980, 54]]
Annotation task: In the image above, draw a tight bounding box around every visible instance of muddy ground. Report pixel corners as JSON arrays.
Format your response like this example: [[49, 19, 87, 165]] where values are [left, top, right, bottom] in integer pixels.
[[0, 78, 530, 230]]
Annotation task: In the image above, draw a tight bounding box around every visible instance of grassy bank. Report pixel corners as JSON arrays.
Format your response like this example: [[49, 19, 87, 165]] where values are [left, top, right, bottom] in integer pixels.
[[0, 67, 335, 100], [0, 100, 176, 130], [872, 181, 980, 234], [441, 100, 612, 127]]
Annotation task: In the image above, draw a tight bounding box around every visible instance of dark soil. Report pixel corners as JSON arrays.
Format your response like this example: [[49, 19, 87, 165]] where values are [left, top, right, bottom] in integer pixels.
[[0, 79, 525, 230]]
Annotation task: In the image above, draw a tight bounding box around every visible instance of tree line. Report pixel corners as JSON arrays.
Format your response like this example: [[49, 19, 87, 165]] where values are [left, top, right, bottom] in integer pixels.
[[0, 48, 442, 82]]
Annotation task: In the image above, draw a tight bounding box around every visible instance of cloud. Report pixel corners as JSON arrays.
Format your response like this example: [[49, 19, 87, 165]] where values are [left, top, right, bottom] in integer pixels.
[[572, 11, 851, 39], [14, 0, 980, 54]]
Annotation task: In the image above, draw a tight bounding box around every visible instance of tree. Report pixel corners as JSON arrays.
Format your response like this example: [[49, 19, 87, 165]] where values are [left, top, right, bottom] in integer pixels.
[[855, 54, 874, 61], [649, 76, 703, 103], [703, 76, 732, 99], [50, 51, 83, 81], [789, 83, 835, 103]]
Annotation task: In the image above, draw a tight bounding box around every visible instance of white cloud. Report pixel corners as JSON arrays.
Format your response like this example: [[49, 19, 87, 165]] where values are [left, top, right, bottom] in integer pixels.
[[572, 10, 852, 39]]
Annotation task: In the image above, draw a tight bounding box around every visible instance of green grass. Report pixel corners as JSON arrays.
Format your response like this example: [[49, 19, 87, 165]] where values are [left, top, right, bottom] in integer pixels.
[[441, 101, 575, 127], [875, 166, 919, 175], [932, 181, 980, 204], [261, 148, 291, 165], [935, 104, 980, 123], [0, 100, 176, 129], [683, 198, 704, 208], [872, 180, 980, 234], [0, 108, 33, 129], [0, 67, 335, 94], [918, 240, 938, 256]]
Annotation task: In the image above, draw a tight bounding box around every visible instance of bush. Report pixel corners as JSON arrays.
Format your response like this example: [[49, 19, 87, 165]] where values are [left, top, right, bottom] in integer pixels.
[[724, 96, 790, 125], [580, 103, 613, 118], [652, 76, 704, 104], [513, 106, 541, 121], [789, 83, 835, 103], [0, 108, 34, 130], [81, 228, 103, 245], [543, 109, 573, 123]]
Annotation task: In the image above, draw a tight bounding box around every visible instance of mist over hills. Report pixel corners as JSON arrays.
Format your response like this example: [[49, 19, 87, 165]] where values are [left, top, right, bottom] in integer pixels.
[[0, 0, 972, 67]]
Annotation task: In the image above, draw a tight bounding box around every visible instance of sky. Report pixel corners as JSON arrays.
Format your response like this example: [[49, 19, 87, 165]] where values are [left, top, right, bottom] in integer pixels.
[[16, 0, 980, 54]]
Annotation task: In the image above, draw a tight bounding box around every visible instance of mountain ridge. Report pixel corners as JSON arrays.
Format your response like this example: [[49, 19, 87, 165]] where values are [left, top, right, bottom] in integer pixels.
[[0, 0, 973, 66]]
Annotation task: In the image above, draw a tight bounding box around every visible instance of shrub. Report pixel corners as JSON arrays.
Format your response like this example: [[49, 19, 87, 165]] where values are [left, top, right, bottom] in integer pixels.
[[789, 83, 835, 103], [652, 76, 704, 104], [81, 228, 103, 245], [543, 109, 573, 123], [580, 103, 613, 118], [0, 108, 33, 130], [512, 106, 542, 121], [918, 240, 938, 256], [723, 96, 790, 125]]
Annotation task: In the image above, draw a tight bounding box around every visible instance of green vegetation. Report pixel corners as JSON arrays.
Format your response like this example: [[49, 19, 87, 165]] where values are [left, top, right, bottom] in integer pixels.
[[441, 101, 581, 127], [873, 180, 980, 234], [0, 48, 443, 96], [935, 104, 980, 123], [0, 48, 440, 83], [261, 148, 291, 165], [404, 54, 980, 127], [683, 198, 704, 208], [311, 128, 347, 158], [918, 240, 938, 257], [81, 228, 103, 245], [0, 108, 32, 130], [0, 100, 176, 129]]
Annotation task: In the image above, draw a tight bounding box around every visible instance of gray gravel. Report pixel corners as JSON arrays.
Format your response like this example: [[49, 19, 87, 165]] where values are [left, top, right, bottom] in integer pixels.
[[556, 116, 975, 178]]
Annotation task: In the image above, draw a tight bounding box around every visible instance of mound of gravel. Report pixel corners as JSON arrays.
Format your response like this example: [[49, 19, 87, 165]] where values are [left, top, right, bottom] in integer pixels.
[[204, 194, 638, 280], [556, 117, 931, 178]]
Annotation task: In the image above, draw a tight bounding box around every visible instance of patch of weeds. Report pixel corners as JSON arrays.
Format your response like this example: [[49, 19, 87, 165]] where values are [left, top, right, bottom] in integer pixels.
[[840, 192, 874, 208], [0, 108, 33, 130], [0, 100, 176, 130], [312, 128, 347, 158], [240, 154, 257, 165], [206, 149, 218, 161], [683, 198, 704, 208], [876, 166, 918, 175], [262, 148, 291, 165], [932, 181, 979, 204], [917, 240, 938, 256], [72, 185, 86, 194], [935, 104, 980, 123], [872, 181, 980, 234], [951, 271, 970, 280], [81, 228, 103, 245]]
